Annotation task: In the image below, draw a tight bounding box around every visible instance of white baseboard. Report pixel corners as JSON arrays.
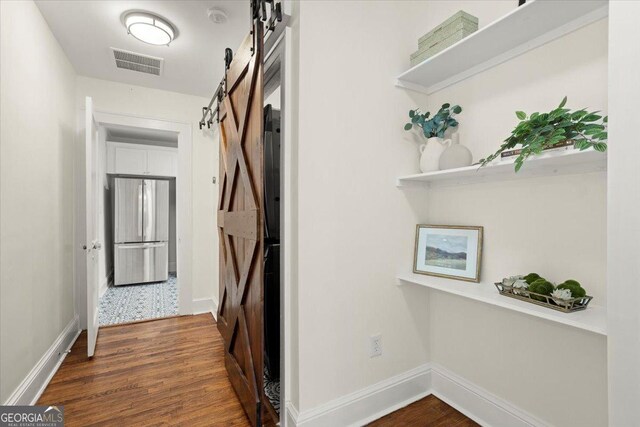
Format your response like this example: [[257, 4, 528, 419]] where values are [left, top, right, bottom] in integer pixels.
[[192, 297, 218, 320], [289, 364, 431, 427], [429, 363, 547, 427], [286, 363, 546, 427], [3, 315, 80, 406], [98, 271, 113, 299]]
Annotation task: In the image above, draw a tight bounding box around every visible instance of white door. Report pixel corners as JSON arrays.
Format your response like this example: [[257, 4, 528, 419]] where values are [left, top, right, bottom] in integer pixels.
[[85, 97, 101, 357]]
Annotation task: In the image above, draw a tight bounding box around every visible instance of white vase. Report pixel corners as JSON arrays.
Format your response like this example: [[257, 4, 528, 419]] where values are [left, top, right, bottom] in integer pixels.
[[438, 133, 473, 170], [419, 137, 449, 173]]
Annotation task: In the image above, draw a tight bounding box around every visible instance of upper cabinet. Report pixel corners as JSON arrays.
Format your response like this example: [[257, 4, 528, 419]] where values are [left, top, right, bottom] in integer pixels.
[[107, 142, 178, 177]]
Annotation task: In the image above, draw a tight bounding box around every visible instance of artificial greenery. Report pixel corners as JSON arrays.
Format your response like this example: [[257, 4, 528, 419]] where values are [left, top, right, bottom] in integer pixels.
[[557, 280, 586, 298], [404, 103, 462, 139], [529, 279, 555, 301], [479, 97, 608, 172], [523, 272, 542, 285]]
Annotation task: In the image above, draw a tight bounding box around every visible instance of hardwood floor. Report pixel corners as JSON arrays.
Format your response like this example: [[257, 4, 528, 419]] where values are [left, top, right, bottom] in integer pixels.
[[368, 395, 478, 427], [39, 314, 475, 426], [38, 314, 255, 426]]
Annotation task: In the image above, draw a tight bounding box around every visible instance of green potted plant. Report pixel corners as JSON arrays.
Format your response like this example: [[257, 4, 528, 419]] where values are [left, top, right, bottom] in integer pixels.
[[479, 97, 608, 172], [404, 103, 462, 172]]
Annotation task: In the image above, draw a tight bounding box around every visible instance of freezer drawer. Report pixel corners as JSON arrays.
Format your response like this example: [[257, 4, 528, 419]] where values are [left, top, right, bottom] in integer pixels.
[[114, 242, 169, 286]]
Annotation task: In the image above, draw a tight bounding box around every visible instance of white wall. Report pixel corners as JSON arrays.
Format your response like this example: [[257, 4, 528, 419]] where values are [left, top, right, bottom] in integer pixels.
[[607, 1, 640, 425], [75, 77, 219, 305], [291, 1, 609, 425], [0, 0, 77, 404], [292, 0, 432, 412]]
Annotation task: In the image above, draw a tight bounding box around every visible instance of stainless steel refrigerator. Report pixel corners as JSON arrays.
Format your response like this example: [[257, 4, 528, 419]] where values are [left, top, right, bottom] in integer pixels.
[[113, 177, 169, 286]]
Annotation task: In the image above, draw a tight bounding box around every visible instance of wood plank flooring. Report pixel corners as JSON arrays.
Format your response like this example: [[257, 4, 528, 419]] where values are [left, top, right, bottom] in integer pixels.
[[39, 314, 475, 426], [38, 314, 254, 426], [369, 395, 478, 426]]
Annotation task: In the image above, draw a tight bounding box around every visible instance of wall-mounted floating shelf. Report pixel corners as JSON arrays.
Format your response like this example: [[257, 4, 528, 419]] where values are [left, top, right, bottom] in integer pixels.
[[397, 272, 607, 335], [397, 149, 606, 188], [396, 0, 608, 94]]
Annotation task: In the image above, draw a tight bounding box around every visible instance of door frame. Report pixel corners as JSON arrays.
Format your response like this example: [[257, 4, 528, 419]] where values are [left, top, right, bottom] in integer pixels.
[[264, 23, 293, 427], [75, 110, 193, 329]]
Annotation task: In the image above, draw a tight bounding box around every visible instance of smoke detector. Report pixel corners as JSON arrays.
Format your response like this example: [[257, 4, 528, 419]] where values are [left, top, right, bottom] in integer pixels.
[[207, 7, 228, 24]]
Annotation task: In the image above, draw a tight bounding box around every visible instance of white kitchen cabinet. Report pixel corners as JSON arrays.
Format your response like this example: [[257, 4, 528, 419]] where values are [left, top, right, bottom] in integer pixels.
[[147, 149, 177, 177], [107, 142, 178, 177], [113, 146, 147, 175]]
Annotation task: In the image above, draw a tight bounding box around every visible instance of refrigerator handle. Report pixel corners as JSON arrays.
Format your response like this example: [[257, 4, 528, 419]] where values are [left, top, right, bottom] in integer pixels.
[[138, 183, 143, 237]]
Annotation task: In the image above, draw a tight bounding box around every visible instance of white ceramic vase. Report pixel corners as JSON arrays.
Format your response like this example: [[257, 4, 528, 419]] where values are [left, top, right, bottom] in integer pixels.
[[419, 137, 449, 173], [438, 133, 473, 170]]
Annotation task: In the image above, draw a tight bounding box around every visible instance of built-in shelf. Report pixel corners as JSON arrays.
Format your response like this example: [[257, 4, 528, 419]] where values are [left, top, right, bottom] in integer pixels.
[[396, 0, 608, 94], [397, 149, 606, 188], [397, 272, 607, 335]]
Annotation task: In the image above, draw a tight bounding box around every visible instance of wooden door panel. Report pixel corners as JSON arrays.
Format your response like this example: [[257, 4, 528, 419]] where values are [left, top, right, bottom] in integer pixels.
[[217, 22, 265, 427]]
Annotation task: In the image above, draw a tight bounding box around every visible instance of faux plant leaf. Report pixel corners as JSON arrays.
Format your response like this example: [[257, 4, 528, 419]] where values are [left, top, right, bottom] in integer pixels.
[[571, 110, 587, 120], [559, 96, 567, 108], [409, 110, 415, 118], [582, 114, 602, 122], [441, 103, 450, 109], [452, 105, 462, 114], [516, 111, 527, 120], [594, 142, 608, 152], [404, 123, 413, 131], [514, 159, 524, 172]]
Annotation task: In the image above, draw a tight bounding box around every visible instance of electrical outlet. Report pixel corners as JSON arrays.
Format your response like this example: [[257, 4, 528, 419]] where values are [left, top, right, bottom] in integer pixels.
[[370, 334, 382, 358]]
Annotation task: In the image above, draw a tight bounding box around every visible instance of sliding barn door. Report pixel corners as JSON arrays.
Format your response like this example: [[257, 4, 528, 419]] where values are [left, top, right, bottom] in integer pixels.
[[216, 22, 265, 426]]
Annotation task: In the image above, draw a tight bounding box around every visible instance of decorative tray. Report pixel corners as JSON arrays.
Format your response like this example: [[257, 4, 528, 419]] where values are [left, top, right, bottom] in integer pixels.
[[494, 283, 593, 313]]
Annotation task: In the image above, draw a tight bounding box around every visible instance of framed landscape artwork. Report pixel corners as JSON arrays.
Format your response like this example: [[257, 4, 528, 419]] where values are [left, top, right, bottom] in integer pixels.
[[413, 225, 483, 282]]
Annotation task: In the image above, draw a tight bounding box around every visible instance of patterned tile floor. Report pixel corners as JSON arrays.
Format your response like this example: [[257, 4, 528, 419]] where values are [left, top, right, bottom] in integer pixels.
[[99, 273, 178, 326], [264, 368, 280, 414]]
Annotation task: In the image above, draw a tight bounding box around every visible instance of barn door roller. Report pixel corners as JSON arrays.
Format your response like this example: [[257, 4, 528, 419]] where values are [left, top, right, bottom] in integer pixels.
[[199, 0, 283, 129]]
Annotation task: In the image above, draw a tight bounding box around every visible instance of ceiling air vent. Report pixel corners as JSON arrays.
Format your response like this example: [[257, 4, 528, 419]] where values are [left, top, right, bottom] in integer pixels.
[[111, 48, 163, 76]]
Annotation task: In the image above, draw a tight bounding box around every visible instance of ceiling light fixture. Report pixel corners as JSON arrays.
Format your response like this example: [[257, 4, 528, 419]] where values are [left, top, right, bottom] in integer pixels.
[[124, 12, 176, 46]]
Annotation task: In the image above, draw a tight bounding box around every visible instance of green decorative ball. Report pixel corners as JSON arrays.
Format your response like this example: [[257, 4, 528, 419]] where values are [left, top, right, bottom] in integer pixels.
[[563, 279, 582, 288], [557, 281, 587, 298], [529, 279, 555, 301], [523, 273, 542, 285]]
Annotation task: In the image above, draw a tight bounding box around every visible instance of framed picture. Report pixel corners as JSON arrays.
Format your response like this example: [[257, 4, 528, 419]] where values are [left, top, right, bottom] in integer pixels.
[[413, 225, 483, 282]]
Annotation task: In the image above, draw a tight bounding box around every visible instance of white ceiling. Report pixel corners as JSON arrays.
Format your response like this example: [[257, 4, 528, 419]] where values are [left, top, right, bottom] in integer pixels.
[[35, 1, 250, 97]]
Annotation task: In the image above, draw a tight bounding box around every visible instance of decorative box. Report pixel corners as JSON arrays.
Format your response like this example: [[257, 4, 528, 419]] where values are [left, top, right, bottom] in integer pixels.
[[410, 11, 479, 67], [418, 11, 478, 50]]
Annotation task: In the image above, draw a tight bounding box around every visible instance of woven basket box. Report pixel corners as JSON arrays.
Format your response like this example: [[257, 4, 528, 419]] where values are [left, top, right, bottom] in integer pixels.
[[410, 28, 473, 66], [409, 11, 478, 67], [418, 11, 478, 50]]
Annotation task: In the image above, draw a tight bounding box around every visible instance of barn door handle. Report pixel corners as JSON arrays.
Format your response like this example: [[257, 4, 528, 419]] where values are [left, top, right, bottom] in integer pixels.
[[224, 48, 233, 70]]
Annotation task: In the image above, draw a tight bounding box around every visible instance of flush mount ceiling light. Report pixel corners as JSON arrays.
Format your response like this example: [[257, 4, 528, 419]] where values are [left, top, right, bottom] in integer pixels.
[[124, 12, 176, 46]]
